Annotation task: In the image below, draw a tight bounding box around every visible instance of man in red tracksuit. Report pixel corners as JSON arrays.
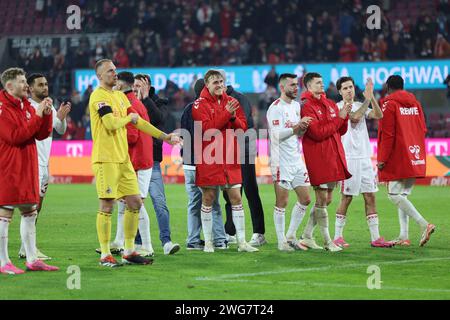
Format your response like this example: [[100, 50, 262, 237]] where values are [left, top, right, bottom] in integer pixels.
[[0, 67, 58, 274], [111, 71, 155, 257], [377, 75, 435, 247], [299, 72, 352, 252], [192, 69, 258, 253]]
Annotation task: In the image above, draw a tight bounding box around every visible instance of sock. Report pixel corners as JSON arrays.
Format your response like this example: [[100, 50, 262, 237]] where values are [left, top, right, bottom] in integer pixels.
[[231, 204, 246, 245], [366, 213, 380, 242], [389, 194, 428, 229], [97, 211, 112, 259], [334, 213, 347, 240], [314, 206, 332, 244], [273, 206, 286, 244], [302, 206, 316, 239], [124, 207, 140, 255], [113, 200, 125, 246], [20, 213, 38, 264], [138, 205, 152, 251], [398, 206, 409, 239], [0, 217, 11, 267], [201, 204, 213, 243], [286, 202, 307, 240]]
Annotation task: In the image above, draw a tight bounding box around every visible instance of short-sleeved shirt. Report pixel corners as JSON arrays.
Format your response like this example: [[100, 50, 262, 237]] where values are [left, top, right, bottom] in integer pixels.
[[89, 87, 131, 163], [337, 101, 372, 159]]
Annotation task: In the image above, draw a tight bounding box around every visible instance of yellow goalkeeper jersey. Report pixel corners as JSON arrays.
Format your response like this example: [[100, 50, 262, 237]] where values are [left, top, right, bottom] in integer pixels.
[[89, 86, 131, 163]]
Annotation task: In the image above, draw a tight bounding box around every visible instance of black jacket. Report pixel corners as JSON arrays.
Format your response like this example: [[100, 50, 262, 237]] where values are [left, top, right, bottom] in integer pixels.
[[141, 94, 168, 162], [226, 85, 255, 160], [180, 102, 195, 166]]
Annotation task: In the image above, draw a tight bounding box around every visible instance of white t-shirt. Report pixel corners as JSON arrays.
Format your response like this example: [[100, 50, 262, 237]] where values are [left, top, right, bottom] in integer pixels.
[[337, 100, 372, 159], [266, 97, 304, 168], [29, 98, 67, 166]]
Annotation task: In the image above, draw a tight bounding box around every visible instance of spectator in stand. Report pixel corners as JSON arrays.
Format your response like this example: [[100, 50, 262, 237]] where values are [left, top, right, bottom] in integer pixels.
[[264, 66, 278, 90], [434, 34, 450, 58], [339, 37, 358, 62], [387, 33, 407, 60]]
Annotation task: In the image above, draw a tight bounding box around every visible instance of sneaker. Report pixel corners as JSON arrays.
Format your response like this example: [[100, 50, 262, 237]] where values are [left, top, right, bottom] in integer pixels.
[[99, 255, 123, 268], [136, 248, 154, 257], [238, 242, 259, 252], [324, 241, 343, 252], [122, 252, 153, 265], [390, 238, 411, 246], [18, 250, 26, 259], [203, 241, 214, 253], [248, 233, 267, 247], [287, 239, 309, 251], [187, 240, 205, 251], [26, 260, 59, 271], [226, 234, 237, 244], [299, 237, 324, 250], [36, 249, 52, 260], [420, 224, 436, 247], [163, 241, 180, 255], [0, 262, 25, 275], [333, 237, 350, 248], [278, 242, 295, 252], [371, 237, 394, 248], [214, 242, 229, 250]]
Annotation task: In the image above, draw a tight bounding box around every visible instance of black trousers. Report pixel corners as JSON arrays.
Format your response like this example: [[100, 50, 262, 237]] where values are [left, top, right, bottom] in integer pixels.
[[223, 162, 265, 235]]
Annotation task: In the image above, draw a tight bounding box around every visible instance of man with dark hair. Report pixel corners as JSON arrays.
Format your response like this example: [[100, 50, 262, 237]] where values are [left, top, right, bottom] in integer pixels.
[[133, 74, 180, 255], [298, 72, 352, 252], [181, 78, 227, 250], [0, 67, 58, 274], [333, 76, 392, 248], [378, 75, 435, 247], [192, 69, 257, 253], [218, 69, 266, 247], [17, 73, 71, 261], [267, 73, 312, 251], [108, 71, 155, 257]]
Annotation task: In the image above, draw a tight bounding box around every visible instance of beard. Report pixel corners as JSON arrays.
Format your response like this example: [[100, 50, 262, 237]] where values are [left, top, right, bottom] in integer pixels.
[[35, 91, 49, 100], [285, 91, 297, 100]]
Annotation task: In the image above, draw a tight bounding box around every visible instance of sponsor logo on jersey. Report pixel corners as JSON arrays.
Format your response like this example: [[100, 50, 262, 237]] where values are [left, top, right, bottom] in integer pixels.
[[97, 102, 107, 109], [400, 107, 419, 115], [272, 120, 280, 126]]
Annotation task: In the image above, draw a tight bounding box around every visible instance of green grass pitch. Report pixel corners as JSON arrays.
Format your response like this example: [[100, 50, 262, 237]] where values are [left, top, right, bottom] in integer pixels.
[[0, 184, 449, 300]]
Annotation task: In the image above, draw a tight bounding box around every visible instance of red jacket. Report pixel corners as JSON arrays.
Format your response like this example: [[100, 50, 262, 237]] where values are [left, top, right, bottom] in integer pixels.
[[125, 91, 153, 171], [377, 90, 427, 181], [192, 87, 247, 186], [300, 91, 351, 186], [0, 90, 52, 206]]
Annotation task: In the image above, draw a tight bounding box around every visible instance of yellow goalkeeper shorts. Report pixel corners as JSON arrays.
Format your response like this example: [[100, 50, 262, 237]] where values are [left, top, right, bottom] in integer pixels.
[[93, 160, 140, 199]]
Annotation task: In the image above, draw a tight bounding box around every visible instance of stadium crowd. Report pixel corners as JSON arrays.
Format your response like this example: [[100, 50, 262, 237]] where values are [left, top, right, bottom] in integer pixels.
[[2, 0, 450, 139]]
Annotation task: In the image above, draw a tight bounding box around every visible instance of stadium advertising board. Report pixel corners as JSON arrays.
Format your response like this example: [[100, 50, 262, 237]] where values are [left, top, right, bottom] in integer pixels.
[[74, 59, 449, 94], [49, 139, 450, 185]]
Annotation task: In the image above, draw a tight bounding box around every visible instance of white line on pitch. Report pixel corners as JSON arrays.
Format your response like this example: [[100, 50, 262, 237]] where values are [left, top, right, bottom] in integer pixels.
[[195, 257, 450, 281], [202, 279, 450, 293]]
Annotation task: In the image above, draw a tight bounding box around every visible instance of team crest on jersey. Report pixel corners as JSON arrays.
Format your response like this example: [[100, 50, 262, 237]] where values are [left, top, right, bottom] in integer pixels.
[[272, 120, 280, 126], [317, 110, 322, 115], [25, 111, 31, 120], [409, 145, 421, 159], [106, 187, 112, 194]]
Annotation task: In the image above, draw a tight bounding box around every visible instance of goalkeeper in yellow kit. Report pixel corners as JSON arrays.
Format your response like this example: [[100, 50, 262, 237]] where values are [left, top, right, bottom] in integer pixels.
[[89, 59, 180, 267]]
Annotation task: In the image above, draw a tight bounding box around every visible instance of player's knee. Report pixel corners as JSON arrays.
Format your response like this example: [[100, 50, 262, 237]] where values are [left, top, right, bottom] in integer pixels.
[[300, 197, 311, 206], [388, 193, 402, 206], [275, 198, 288, 208]]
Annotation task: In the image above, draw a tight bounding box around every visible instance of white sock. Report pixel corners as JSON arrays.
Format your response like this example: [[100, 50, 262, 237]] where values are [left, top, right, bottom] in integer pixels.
[[389, 194, 428, 229], [398, 206, 409, 239], [314, 206, 332, 244], [138, 205, 152, 251], [302, 206, 316, 239], [201, 204, 213, 243], [114, 201, 125, 246], [366, 213, 380, 242], [231, 204, 246, 245], [334, 213, 347, 240], [20, 213, 37, 263], [286, 202, 307, 240], [273, 207, 286, 244], [0, 217, 11, 267]]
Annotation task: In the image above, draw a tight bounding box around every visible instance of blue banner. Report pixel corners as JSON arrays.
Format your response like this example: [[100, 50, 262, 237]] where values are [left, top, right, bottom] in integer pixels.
[[74, 60, 449, 94]]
